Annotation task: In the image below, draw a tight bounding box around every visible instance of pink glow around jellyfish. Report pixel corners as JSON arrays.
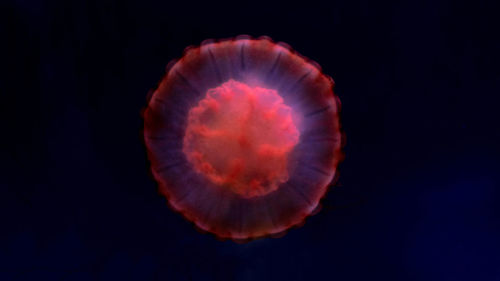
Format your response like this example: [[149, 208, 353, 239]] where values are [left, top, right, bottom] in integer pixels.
[[143, 35, 343, 241]]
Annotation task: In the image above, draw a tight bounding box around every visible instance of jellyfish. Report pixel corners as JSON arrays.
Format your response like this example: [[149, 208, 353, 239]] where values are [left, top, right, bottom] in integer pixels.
[[143, 35, 343, 241]]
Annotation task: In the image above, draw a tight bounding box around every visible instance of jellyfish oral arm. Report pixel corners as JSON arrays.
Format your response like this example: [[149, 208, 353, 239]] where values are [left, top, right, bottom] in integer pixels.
[[182, 79, 300, 198]]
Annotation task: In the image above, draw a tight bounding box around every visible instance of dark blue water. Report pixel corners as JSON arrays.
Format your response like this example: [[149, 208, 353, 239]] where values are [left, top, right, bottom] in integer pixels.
[[2, 0, 499, 280]]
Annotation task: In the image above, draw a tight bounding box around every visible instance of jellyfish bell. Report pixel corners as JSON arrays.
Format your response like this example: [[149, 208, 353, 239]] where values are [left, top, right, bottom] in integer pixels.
[[143, 35, 343, 241]]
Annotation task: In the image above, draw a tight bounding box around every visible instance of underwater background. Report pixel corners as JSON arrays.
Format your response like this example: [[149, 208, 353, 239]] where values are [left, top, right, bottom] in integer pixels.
[[1, 0, 499, 280]]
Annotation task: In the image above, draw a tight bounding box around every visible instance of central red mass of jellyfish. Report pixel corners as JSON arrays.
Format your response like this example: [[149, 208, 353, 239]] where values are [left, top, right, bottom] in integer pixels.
[[182, 80, 299, 198]]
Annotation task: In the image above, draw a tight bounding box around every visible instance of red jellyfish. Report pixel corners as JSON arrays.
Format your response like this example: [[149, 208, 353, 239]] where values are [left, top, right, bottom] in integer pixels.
[[143, 35, 343, 241]]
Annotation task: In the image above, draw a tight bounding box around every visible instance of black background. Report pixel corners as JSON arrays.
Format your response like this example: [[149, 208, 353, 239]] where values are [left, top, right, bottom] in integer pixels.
[[2, 0, 500, 280]]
